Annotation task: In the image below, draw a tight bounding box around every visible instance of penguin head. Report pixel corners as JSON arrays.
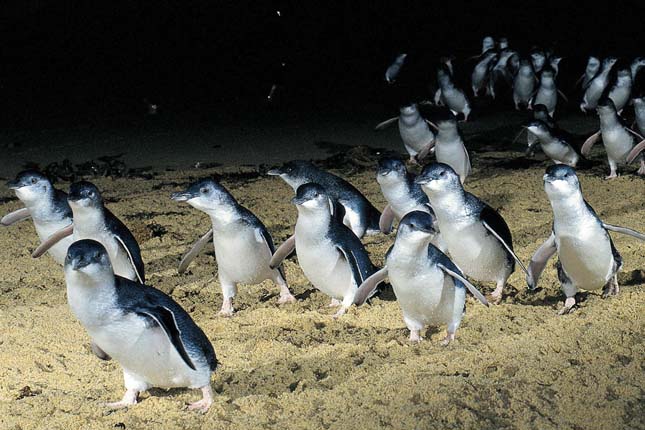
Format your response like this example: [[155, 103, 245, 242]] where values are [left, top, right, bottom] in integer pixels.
[[539, 67, 555, 81], [68, 181, 103, 209], [399, 103, 419, 116], [498, 37, 509, 49], [376, 158, 407, 184], [6, 170, 52, 202], [597, 96, 616, 115], [633, 97, 644, 109], [397, 211, 437, 242], [519, 58, 533, 70], [525, 119, 550, 136], [435, 110, 457, 130], [292, 182, 332, 213], [587, 56, 601, 68], [267, 160, 315, 188], [171, 178, 235, 211], [531, 104, 551, 119], [414, 163, 462, 193], [436, 67, 452, 85], [64, 239, 112, 278], [482, 36, 494, 50], [603, 57, 618, 69], [616, 68, 632, 82], [543, 165, 580, 198], [530, 49, 545, 62]]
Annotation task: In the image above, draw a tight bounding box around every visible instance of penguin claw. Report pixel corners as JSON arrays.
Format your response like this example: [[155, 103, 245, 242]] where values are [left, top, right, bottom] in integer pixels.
[[557, 297, 576, 315], [440, 333, 455, 346], [277, 294, 296, 304], [104, 390, 138, 409], [409, 330, 423, 342], [187, 386, 213, 413]]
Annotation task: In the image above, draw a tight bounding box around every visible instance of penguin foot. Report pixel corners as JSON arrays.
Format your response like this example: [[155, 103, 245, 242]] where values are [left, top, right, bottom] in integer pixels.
[[488, 288, 504, 304], [187, 386, 213, 413], [218, 299, 234, 317], [637, 161, 645, 175], [605, 173, 618, 180], [277, 293, 296, 304], [557, 297, 576, 315], [440, 332, 455, 346], [328, 298, 342, 308], [409, 330, 423, 342], [602, 277, 620, 298], [104, 389, 138, 409], [331, 307, 348, 319]]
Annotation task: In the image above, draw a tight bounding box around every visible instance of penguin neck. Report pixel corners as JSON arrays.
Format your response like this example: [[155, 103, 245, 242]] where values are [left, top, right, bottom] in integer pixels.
[[400, 111, 420, 126], [437, 127, 458, 142], [427, 187, 467, 220], [206, 204, 240, 231], [66, 269, 117, 325], [295, 207, 331, 241], [391, 235, 431, 260], [72, 205, 107, 235], [20, 188, 57, 222], [379, 176, 410, 203], [599, 111, 619, 130], [549, 191, 586, 224]]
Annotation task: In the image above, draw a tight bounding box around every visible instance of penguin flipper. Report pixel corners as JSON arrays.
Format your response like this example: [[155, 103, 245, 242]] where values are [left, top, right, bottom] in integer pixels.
[[557, 89, 569, 103], [178, 229, 213, 274], [1, 207, 31, 226], [269, 234, 296, 270], [354, 267, 388, 305], [379, 205, 395, 234], [374, 117, 398, 131], [627, 128, 645, 141], [626, 139, 645, 164], [437, 262, 489, 306], [526, 233, 557, 290], [135, 305, 196, 371], [581, 131, 601, 156], [256, 227, 286, 279], [31, 223, 74, 258], [335, 244, 371, 295], [415, 139, 436, 162], [90, 342, 112, 361], [481, 219, 529, 277], [602, 223, 645, 241], [114, 234, 145, 284]]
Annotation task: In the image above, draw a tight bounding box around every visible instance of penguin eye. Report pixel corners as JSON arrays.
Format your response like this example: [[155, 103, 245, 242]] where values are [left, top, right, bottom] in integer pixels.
[[439, 171, 446, 177], [31, 177, 38, 184], [88, 191, 95, 198], [200, 187, 208, 194]]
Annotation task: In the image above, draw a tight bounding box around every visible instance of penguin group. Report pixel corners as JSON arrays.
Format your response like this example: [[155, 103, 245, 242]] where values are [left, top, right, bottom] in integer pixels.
[[1, 35, 644, 414]]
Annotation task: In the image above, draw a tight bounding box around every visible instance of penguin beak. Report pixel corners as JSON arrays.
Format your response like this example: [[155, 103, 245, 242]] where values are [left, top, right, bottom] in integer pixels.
[[170, 191, 194, 202], [6, 179, 21, 190], [267, 168, 282, 176], [377, 168, 391, 176], [414, 176, 430, 185], [69, 256, 91, 271], [543, 174, 554, 183], [291, 196, 307, 205]]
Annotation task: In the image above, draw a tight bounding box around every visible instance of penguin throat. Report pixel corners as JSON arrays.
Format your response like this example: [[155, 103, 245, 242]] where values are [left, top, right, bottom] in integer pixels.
[[72, 205, 106, 234]]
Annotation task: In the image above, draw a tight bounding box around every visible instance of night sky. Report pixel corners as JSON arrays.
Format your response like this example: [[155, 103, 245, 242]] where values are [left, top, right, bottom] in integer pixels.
[[2, 1, 644, 123]]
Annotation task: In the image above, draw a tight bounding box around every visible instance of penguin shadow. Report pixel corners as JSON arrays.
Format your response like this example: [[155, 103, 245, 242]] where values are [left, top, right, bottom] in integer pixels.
[[517, 288, 591, 308], [483, 156, 546, 171], [619, 269, 645, 287]]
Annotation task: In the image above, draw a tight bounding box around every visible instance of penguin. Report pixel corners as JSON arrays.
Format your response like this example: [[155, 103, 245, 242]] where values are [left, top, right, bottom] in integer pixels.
[[524, 120, 580, 167], [2, 170, 73, 264], [170, 178, 295, 316], [634, 97, 645, 136], [385, 53, 407, 84], [606, 67, 632, 113], [375, 158, 447, 252], [549, 55, 563, 78], [471, 51, 498, 97], [354, 211, 488, 343], [577, 56, 601, 89], [497, 37, 509, 50], [513, 58, 536, 110], [429, 112, 471, 184], [530, 48, 546, 74], [269, 183, 376, 318], [526, 165, 645, 314], [32, 181, 145, 283], [481, 36, 495, 53], [375, 103, 436, 164], [64, 239, 217, 411], [437, 66, 472, 121], [531, 67, 560, 117], [490, 48, 519, 93], [631, 57, 645, 81], [415, 163, 528, 303], [581, 57, 617, 112], [267, 160, 381, 238], [523, 104, 556, 155], [581, 97, 645, 178]]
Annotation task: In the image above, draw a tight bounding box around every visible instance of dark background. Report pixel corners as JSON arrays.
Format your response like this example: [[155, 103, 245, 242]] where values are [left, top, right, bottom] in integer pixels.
[[1, 1, 644, 126]]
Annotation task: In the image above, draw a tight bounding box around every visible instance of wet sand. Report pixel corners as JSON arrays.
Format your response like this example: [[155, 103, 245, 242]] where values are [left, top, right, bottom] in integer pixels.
[[0, 111, 644, 429]]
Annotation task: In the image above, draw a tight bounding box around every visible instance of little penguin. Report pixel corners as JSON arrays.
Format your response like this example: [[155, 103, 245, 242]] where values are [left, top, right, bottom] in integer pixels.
[[626, 97, 645, 164], [471, 51, 498, 97], [429, 112, 471, 184], [523, 104, 556, 154], [385, 53, 407, 84], [605, 67, 632, 113], [531, 67, 561, 117], [32, 181, 145, 283], [2, 170, 73, 264], [171, 178, 295, 316], [64, 239, 217, 411], [577, 56, 600, 89], [524, 120, 580, 167], [269, 183, 376, 318], [375, 103, 436, 164], [354, 211, 488, 343], [581, 57, 617, 112], [375, 158, 447, 252], [581, 97, 645, 178], [415, 163, 529, 303], [513, 58, 536, 110], [526, 165, 645, 314], [437, 66, 472, 121], [268, 160, 381, 238]]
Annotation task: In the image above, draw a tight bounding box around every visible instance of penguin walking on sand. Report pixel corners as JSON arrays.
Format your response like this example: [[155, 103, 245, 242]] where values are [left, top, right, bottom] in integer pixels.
[[269, 183, 376, 318], [531, 68, 562, 117], [524, 120, 580, 167], [471, 50, 498, 97], [32, 181, 145, 283], [2, 170, 73, 265], [526, 165, 645, 314], [437, 66, 472, 121], [268, 160, 381, 238], [513, 58, 536, 110], [415, 163, 529, 303], [354, 211, 488, 343], [581, 57, 617, 112], [375, 103, 436, 164], [64, 239, 217, 411], [605, 66, 632, 113], [171, 178, 296, 316], [430, 112, 471, 184]]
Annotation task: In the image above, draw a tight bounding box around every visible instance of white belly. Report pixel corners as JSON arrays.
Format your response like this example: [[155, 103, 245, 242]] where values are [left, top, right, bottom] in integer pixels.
[[435, 141, 469, 180], [33, 219, 74, 265], [541, 141, 578, 165], [296, 237, 354, 301], [602, 129, 633, 163], [609, 87, 630, 110], [441, 88, 467, 112], [514, 78, 534, 101], [556, 230, 614, 290], [399, 121, 434, 155], [213, 229, 273, 284], [535, 89, 556, 113], [74, 230, 136, 281]]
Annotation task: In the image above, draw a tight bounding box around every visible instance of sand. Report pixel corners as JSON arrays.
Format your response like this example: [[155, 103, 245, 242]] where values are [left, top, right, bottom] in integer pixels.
[[0, 110, 644, 430]]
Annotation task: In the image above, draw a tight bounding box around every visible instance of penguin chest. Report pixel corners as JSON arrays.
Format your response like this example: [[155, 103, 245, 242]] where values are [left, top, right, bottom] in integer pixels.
[[514, 77, 534, 100], [535, 88, 556, 111], [399, 121, 433, 154], [435, 140, 469, 179], [296, 237, 353, 300], [383, 189, 424, 220], [601, 128, 632, 162], [212, 227, 272, 284], [555, 225, 614, 290], [33, 219, 74, 265], [609, 88, 630, 110], [389, 261, 462, 326], [541, 140, 576, 165], [441, 88, 466, 111], [441, 221, 508, 282], [74, 229, 136, 281]]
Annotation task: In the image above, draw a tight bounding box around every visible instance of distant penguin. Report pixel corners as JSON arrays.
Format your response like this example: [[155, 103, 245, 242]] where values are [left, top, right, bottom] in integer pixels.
[[270, 183, 376, 318], [267, 160, 381, 238], [606, 67, 632, 113], [64, 240, 217, 411], [549, 55, 563, 77], [525, 120, 580, 167], [526, 165, 645, 314], [513, 58, 536, 110], [524, 105, 556, 155], [437, 66, 472, 121], [385, 53, 407, 84], [171, 178, 296, 316], [32, 181, 145, 283], [354, 211, 488, 343], [581, 57, 617, 112], [530, 48, 546, 74], [581, 97, 645, 178], [481, 36, 495, 53], [471, 51, 498, 97], [631, 57, 645, 81], [415, 163, 528, 303], [2, 170, 73, 264], [532, 68, 560, 117], [431, 112, 471, 184], [579, 56, 601, 89], [375, 103, 436, 163]]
